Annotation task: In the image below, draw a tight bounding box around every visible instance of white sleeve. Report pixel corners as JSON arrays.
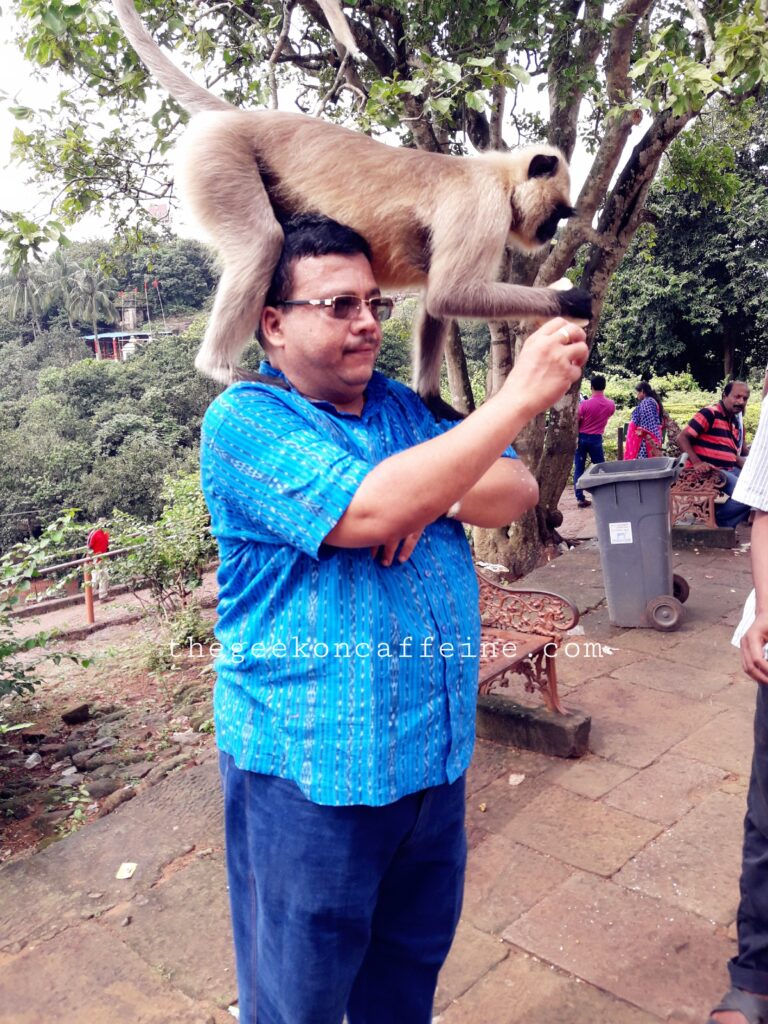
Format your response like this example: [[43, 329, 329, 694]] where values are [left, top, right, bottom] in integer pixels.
[[733, 394, 768, 512]]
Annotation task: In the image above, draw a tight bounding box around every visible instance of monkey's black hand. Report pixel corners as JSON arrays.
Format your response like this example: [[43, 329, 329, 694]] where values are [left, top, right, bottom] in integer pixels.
[[556, 287, 592, 322]]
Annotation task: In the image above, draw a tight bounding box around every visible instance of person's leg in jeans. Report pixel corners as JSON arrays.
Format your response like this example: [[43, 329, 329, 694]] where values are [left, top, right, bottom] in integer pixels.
[[574, 435, 589, 503], [716, 469, 752, 529], [219, 754, 466, 1024], [575, 435, 604, 505], [346, 776, 467, 1024]]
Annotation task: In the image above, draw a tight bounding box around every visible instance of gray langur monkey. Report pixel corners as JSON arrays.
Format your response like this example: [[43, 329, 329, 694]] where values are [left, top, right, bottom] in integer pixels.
[[113, 0, 591, 415]]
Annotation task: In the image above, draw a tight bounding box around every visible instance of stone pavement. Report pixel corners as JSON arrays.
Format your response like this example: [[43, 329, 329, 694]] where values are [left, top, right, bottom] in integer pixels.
[[0, 533, 757, 1023]]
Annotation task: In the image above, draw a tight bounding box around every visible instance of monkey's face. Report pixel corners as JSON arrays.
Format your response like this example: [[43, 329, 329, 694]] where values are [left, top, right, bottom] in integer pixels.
[[508, 146, 576, 251]]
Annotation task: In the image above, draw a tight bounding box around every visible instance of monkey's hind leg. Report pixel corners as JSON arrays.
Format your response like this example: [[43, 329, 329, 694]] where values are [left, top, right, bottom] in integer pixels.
[[413, 308, 464, 421], [177, 114, 285, 384]]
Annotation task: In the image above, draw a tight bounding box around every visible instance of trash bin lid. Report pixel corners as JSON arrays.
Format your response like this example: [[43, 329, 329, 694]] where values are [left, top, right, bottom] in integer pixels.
[[577, 456, 681, 492]]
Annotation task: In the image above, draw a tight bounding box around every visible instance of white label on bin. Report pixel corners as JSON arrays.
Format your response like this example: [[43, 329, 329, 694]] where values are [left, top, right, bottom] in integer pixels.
[[609, 521, 633, 544]]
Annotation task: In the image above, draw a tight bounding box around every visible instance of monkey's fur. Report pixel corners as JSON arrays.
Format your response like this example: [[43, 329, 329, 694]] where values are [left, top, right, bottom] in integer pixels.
[[113, 0, 591, 409]]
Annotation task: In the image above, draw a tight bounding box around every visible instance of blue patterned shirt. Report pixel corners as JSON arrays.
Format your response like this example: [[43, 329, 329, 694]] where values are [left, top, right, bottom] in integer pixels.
[[201, 364, 515, 806]]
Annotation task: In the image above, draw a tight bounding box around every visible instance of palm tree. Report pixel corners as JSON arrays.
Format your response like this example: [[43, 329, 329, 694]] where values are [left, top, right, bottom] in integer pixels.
[[39, 249, 83, 330], [74, 262, 118, 360], [1, 263, 46, 338]]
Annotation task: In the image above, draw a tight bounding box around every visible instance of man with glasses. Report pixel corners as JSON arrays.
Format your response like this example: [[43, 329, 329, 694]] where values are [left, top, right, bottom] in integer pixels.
[[201, 214, 588, 1024]]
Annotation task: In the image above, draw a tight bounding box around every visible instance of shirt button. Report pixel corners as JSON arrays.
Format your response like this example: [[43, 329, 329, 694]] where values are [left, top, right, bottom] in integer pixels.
[[425, 570, 432, 578]]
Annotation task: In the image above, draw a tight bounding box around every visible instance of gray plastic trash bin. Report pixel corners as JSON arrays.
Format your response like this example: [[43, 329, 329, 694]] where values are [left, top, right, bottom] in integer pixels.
[[576, 457, 688, 630]]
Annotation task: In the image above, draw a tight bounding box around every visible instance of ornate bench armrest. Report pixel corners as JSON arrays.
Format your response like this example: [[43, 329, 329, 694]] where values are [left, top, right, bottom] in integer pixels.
[[477, 570, 579, 636], [673, 461, 726, 493]]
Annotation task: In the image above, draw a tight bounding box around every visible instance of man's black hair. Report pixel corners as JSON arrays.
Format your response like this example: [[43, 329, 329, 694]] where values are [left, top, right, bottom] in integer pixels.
[[265, 215, 373, 308], [590, 374, 607, 392], [723, 380, 734, 397]]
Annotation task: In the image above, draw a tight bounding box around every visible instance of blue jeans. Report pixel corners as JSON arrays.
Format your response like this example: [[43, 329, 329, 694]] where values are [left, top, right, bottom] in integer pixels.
[[219, 752, 467, 1024], [574, 433, 605, 501], [730, 682, 768, 995], [716, 468, 752, 529]]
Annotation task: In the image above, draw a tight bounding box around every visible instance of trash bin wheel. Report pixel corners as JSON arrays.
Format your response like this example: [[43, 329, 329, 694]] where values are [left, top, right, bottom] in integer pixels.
[[672, 574, 690, 604], [646, 595, 684, 631]]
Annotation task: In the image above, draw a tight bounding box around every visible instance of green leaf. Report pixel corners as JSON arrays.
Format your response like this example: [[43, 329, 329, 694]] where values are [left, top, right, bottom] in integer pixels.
[[465, 91, 486, 111]]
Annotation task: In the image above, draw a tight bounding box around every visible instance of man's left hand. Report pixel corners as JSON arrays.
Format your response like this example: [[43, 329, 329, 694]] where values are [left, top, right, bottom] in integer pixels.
[[372, 531, 423, 567]]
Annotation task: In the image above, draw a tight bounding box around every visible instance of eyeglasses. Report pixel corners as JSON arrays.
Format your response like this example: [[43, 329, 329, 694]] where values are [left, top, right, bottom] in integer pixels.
[[278, 294, 394, 323]]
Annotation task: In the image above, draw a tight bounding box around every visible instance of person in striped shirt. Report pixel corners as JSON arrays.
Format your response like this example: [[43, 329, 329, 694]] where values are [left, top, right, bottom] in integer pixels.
[[677, 381, 752, 528], [201, 215, 589, 1024]]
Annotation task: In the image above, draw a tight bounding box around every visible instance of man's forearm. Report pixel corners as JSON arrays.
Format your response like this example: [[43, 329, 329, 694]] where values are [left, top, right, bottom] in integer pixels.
[[325, 318, 588, 549], [676, 431, 701, 464], [326, 386, 539, 546], [453, 458, 539, 527]]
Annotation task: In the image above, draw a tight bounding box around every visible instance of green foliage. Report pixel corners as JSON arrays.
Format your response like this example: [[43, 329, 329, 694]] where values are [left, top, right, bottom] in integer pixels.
[[596, 99, 768, 388], [108, 473, 216, 620], [0, 512, 86, 706], [0, 318, 220, 547]]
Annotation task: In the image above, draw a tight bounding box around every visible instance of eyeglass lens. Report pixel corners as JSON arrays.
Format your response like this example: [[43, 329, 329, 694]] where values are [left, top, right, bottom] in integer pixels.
[[332, 296, 393, 322]]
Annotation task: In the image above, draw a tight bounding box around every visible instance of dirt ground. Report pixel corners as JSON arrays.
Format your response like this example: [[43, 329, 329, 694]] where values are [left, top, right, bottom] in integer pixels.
[[0, 610, 218, 863]]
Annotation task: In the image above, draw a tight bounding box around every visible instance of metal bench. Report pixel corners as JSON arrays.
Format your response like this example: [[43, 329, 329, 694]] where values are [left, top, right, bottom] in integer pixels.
[[670, 460, 726, 528], [476, 569, 579, 715]]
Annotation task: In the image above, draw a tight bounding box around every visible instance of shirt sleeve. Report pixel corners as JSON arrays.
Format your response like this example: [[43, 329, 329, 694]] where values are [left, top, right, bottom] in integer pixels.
[[733, 394, 768, 511], [201, 386, 371, 559], [684, 406, 715, 438]]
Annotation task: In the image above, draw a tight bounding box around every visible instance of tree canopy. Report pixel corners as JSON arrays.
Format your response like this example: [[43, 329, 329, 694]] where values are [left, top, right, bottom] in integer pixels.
[[4, 0, 768, 571], [595, 98, 768, 388]]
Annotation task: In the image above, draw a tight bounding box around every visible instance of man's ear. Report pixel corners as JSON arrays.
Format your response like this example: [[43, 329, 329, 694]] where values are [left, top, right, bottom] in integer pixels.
[[260, 306, 285, 349]]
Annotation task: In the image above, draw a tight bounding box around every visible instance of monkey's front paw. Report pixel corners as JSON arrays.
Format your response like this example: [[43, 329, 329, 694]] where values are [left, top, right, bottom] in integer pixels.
[[556, 287, 592, 323]]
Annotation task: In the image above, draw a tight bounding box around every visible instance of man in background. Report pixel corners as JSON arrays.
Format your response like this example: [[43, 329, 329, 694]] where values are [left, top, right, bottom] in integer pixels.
[[677, 381, 752, 529], [573, 374, 615, 508]]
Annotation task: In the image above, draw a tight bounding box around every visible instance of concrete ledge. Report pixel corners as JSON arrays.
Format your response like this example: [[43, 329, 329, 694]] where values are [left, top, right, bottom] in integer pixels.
[[476, 694, 591, 758], [672, 525, 736, 549]]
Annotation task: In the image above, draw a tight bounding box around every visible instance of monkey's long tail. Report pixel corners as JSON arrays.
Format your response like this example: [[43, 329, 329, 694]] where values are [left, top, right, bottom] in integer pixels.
[[112, 0, 233, 114]]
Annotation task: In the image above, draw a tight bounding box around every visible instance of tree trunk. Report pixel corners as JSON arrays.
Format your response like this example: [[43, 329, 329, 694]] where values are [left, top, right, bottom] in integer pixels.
[[723, 336, 735, 379], [93, 307, 101, 360], [444, 322, 475, 415]]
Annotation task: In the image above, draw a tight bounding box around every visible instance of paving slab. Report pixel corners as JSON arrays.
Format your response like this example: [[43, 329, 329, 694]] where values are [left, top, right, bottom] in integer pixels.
[[461, 832, 574, 934], [607, 656, 730, 700], [542, 755, 637, 799], [554, 643, 639, 686], [100, 854, 237, 1008], [465, 773, 552, 838], [465, 738, 553, 797], [711, 676, 759, 712], [673, 706, 755, 777], [438, 948, 662, 1024], [603, 752, 727, 825], [0, 922, 231, 1024], [605, 628, 687, 655], [574, 676, 724, 768], [502, 872, 734, 1021], [614, 791, 744, 925], [434, 920, 509, 1012], [499, 785, 661, 876], [667, 629, 747, 675]]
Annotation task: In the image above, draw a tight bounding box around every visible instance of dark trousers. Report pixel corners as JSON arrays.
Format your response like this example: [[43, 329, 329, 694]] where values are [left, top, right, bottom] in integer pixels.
[[574, 433, 605, 501], [716, 468, 752, 529], [730, 682, 768, 995], [219, 752, 467, 1024]]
